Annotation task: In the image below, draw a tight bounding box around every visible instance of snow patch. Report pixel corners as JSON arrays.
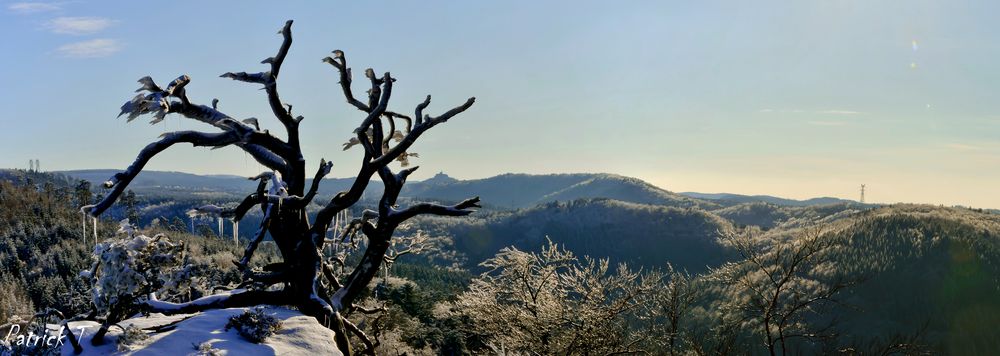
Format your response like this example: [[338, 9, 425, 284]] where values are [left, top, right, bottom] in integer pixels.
[[63, 307, 343, 356]]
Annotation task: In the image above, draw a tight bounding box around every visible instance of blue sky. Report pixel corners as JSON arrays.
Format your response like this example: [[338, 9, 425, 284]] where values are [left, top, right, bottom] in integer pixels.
[[1, 1, 998, 208]]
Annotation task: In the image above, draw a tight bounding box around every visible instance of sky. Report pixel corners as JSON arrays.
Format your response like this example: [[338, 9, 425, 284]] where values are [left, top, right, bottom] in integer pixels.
[[1, 1, 998, 208]]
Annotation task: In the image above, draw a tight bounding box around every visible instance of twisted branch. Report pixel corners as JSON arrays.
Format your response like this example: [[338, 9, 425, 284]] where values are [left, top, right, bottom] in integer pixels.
[[86, 131, 240, 216]]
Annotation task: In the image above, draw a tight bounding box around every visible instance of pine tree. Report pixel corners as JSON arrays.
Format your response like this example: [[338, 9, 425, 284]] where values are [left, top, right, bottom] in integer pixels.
[[74, 180, 92, 207], [170, 217, 187, 232], [123, 190, 139, 225]]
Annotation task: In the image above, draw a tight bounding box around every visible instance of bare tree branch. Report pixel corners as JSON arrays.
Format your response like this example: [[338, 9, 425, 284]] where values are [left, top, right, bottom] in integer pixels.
[[219, 20, 306, 192], [86, 131, 241, 216], [322, 50, 413, 122], [284, 159, 333, 209], [388, 196, 482, 222], [120, 75, 293, 175], [225, 178, 268, 221], [372, 96, 475, 166], [235, 205, 275, 271], [143, 289, 288, 315], [343, 317, 378, 355]]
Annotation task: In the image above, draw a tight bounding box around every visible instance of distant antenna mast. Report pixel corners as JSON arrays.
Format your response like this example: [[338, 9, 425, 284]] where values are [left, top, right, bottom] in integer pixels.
[[29, 160, 34, 172], [860, 184, 866, 204]]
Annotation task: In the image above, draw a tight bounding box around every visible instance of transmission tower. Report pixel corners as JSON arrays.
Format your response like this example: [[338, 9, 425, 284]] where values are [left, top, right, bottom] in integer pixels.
[[860, 184, 866, 204]]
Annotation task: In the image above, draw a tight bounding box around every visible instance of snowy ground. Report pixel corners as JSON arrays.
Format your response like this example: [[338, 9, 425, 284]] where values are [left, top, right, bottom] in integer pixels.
[[60, 307, 343, 356]]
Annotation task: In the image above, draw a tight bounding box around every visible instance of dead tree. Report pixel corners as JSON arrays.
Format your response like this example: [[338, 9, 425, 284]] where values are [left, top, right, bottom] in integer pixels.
[[83, 20, 478, 355]]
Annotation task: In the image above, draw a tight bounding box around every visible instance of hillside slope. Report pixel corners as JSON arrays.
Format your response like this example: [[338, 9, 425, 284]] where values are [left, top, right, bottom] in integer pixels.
[[698, 204, 1000, 353], [713, 201, 862, 229], [827, 205, 1000, 353], [404, 173, 718, 210], [415, 198, 734, 272], [0, 173, 270, 324]]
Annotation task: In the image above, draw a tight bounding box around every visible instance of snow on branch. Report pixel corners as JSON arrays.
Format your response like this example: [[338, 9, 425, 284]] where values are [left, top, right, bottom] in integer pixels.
[[117, 74, 293, 172], [143, 289, 289, 315]]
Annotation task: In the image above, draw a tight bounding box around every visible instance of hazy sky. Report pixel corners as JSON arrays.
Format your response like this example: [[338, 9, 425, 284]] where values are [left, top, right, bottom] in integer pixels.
[[1, 1, 998, 208]]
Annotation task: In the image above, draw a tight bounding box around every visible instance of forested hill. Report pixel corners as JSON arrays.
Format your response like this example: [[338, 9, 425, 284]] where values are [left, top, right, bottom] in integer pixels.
[[712, 201, 862, 229], [842, 206, 1000, 353], [0, 171, 254, 324], [412, 198, 736, 272], [401, 173, 718, 210], [0, 168, 77, 188], [781, 205, 1000, 352]]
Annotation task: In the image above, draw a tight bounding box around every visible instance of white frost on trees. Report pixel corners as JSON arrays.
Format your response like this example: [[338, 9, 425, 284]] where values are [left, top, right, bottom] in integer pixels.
[[117, 218, 136, 237], [445, 239, 655, 355], [88, 227, 192, 314]]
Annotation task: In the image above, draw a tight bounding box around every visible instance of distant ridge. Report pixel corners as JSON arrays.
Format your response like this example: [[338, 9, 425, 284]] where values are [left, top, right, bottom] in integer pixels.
[[57, 169, 258, 193], [402, 173, 717, 210], [56, 169, 858, 210], [680, 191, 857, 207]]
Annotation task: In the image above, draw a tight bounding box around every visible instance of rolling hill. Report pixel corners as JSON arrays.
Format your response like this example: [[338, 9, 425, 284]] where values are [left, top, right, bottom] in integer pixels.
[[681, 191, 860, 207], [813, 205, 1000, 353], [403, 173, 720, 210], [712, 201, 863, 229], [59, 170, 721, 210], [412, 198, 736, 272]]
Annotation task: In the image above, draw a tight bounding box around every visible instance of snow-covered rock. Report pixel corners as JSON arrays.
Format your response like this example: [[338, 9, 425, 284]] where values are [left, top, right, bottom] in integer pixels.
[[62, 307, 343, 356]]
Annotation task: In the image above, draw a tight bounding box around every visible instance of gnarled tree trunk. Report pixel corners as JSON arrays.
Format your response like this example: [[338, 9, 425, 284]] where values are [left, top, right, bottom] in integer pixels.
[[83, 20, 478, 355]]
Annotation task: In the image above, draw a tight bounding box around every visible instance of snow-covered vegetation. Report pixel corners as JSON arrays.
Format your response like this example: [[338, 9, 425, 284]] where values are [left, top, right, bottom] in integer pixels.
[[115, 325, 148, 352], [446, 240, 655, 354], [88, 227, 191, 317], [225, 307, 282, 343]]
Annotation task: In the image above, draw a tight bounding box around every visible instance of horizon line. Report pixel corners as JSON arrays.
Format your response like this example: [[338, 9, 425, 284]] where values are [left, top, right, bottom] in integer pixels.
[[6, 167, 995, 210]]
